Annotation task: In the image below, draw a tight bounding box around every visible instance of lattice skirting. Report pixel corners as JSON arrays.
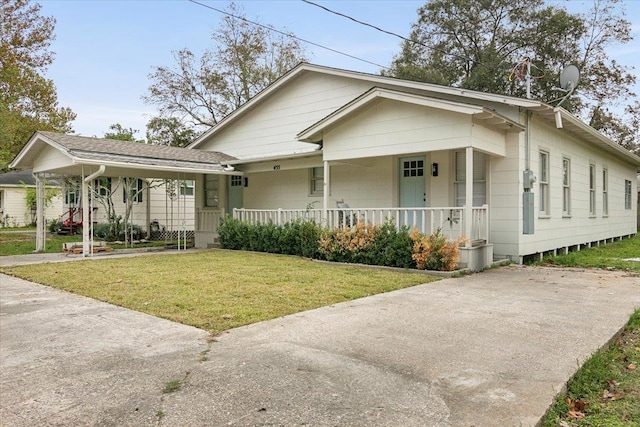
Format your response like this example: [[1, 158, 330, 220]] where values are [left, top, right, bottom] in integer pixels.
[[150, 230, 195, 241]]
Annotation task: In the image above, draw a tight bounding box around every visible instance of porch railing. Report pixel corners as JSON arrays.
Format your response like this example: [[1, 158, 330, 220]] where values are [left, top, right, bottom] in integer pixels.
[[233, 206, 489, 243], [197, 209, 224, 234]]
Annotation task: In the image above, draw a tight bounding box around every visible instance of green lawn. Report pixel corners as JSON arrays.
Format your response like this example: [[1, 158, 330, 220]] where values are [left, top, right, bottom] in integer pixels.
[[541, 309, 640, 427], [0, 231, 166, 256], [539, 235, 640, 271], [538, 234, 640, 426], [1, 250, 437, 335]]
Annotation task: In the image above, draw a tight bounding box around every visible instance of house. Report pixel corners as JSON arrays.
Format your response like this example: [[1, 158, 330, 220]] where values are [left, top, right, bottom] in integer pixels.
[[0, 169, 63, 228], [10, 63, 640, 269], [187, 63, 639, 266]]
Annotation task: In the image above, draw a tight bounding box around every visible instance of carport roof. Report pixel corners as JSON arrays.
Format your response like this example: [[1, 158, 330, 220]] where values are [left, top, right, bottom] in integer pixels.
[[10, 132, 238, 178]]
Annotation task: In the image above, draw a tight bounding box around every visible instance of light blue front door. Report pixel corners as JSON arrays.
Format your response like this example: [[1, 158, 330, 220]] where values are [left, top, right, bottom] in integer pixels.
[[227, 175, 243, 215], [399, 157, 426, 229]]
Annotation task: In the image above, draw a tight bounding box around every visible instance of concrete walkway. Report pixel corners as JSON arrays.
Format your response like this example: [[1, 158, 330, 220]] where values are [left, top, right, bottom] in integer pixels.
[[1, 265, 639, 426]]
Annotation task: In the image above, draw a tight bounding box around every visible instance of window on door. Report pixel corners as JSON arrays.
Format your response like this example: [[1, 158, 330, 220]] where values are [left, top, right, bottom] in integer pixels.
[[402, 159, 424, 177], [454, 151, 486, 207]]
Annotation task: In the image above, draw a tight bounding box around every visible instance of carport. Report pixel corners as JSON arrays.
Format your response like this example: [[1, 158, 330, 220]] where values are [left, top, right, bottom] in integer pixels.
[[9, 131, 239, 256]]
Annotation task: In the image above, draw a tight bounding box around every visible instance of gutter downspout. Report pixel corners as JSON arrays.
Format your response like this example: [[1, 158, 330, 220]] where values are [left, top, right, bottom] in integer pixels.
[[83, 165, 105, 257]]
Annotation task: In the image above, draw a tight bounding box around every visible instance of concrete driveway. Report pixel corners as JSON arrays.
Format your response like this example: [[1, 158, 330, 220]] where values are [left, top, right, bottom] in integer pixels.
[[1, 265, 639, 426]]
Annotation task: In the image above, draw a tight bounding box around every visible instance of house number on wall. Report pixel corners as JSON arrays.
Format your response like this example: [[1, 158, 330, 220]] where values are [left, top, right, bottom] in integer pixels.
[[273, 165, 281, 170]]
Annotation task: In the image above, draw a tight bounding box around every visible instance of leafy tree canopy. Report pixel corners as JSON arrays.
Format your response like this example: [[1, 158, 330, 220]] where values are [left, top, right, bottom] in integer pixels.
[[103, 123, 144, 143], [387, 0, 638, 153], [143, 2, 307, 135], [145, 117, 195, 147], [1, 0, 76, 171]]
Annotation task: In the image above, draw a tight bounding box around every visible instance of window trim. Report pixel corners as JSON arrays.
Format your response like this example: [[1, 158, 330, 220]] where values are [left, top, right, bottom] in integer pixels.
[[539, 150, 550, 217], [624, 179, 632, 210], [179, 180, 195, 197], [562, 157, 571, 217], [204, 174, 219, 208], [454, 150, 486, 207], [589, 163, 596, 216], [602, 168, 608, 217], [309, 166, 324, 197], [122, 178, 143, 203]]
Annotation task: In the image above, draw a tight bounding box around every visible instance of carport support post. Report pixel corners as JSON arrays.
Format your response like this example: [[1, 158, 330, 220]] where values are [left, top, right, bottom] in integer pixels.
[[323, 160, 330, 225], [465, 147, 473, 249], [82, 174, 89, 257], [34, 173, 45, 252]]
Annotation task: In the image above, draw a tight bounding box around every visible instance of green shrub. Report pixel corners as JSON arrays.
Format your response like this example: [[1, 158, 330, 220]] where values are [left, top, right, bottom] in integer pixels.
[[318, 221, 415, 268]]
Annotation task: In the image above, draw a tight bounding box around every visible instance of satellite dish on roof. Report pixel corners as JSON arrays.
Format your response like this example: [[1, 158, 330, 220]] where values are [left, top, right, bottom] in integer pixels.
[[555, 64, 580, 109], [559, 65, 580, 91]]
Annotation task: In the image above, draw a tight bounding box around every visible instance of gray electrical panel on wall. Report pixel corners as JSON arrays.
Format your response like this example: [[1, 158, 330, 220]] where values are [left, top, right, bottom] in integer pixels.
[[523, 192, 534, 234]]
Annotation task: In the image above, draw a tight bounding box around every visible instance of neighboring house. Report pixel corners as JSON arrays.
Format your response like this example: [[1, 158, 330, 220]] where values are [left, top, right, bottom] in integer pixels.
[[9, 63, 640, 268], [0, 169, 63, 227]]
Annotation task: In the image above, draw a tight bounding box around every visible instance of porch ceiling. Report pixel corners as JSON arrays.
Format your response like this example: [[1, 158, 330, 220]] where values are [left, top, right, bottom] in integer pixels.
[[10, 131, 241, 179], [296, 87, 524, 143]]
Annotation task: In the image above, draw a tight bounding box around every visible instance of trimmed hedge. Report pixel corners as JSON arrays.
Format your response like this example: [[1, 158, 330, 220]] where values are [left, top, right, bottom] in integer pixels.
[[217, 217, 462, 271]]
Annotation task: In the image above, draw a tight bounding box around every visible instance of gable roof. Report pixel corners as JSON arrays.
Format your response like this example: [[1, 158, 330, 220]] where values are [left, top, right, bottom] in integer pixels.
[[297, 87, 524, 143], [190, 62, 640, 169], [10, 132, 237, 177], [188, 62, 543, 149]]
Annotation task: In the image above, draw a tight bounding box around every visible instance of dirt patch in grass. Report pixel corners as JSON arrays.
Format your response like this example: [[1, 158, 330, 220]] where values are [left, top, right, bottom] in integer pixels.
[[1, 250, 438, 335]]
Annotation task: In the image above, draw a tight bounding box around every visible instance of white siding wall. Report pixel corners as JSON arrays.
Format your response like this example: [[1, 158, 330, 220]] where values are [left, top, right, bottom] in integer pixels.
[[489, 132, 523, 259], [83, 179, 195, 231], [198, 74, 374, 158], [243, 157, 395, 210], [520, 118, 637, 256], [0, 186, 64, 227], [323, 99, 474, 161]]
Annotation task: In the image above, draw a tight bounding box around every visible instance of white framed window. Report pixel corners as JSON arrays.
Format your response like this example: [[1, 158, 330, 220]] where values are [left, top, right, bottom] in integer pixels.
[[309, 166, 324, 196], [589, 164, 596, 216], [562, 157, 571, 216], [454, 150, 486, 207], [65, 181, 80, 205], [122, 178, 143, 203], [625, 179, 632, 210], [539, 151, 549, 216], [95, 178, 112, 197], [602, 168, 608, 216], [179, 180, 195, 196], [204, 175, 219, 207]]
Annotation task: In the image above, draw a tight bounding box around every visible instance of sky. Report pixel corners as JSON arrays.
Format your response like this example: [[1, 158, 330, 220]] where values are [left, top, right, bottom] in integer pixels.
[[37, 0, 640, 138]]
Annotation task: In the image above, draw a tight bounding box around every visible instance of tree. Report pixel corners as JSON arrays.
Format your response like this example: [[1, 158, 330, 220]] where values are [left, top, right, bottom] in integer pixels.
[[103, 123, 144, 143], [143, 2, 307, 131], [387, 0, 637, 152], [146, 117, 195, 147], [0, 0, 76, 171]]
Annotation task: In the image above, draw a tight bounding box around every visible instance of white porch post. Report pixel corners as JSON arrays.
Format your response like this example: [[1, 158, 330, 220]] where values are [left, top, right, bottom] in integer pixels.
[[465, 147, 473, 249], [82, 173, 89, 257], [34, 173, 45, 252], [323, 160, 330, 225]]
